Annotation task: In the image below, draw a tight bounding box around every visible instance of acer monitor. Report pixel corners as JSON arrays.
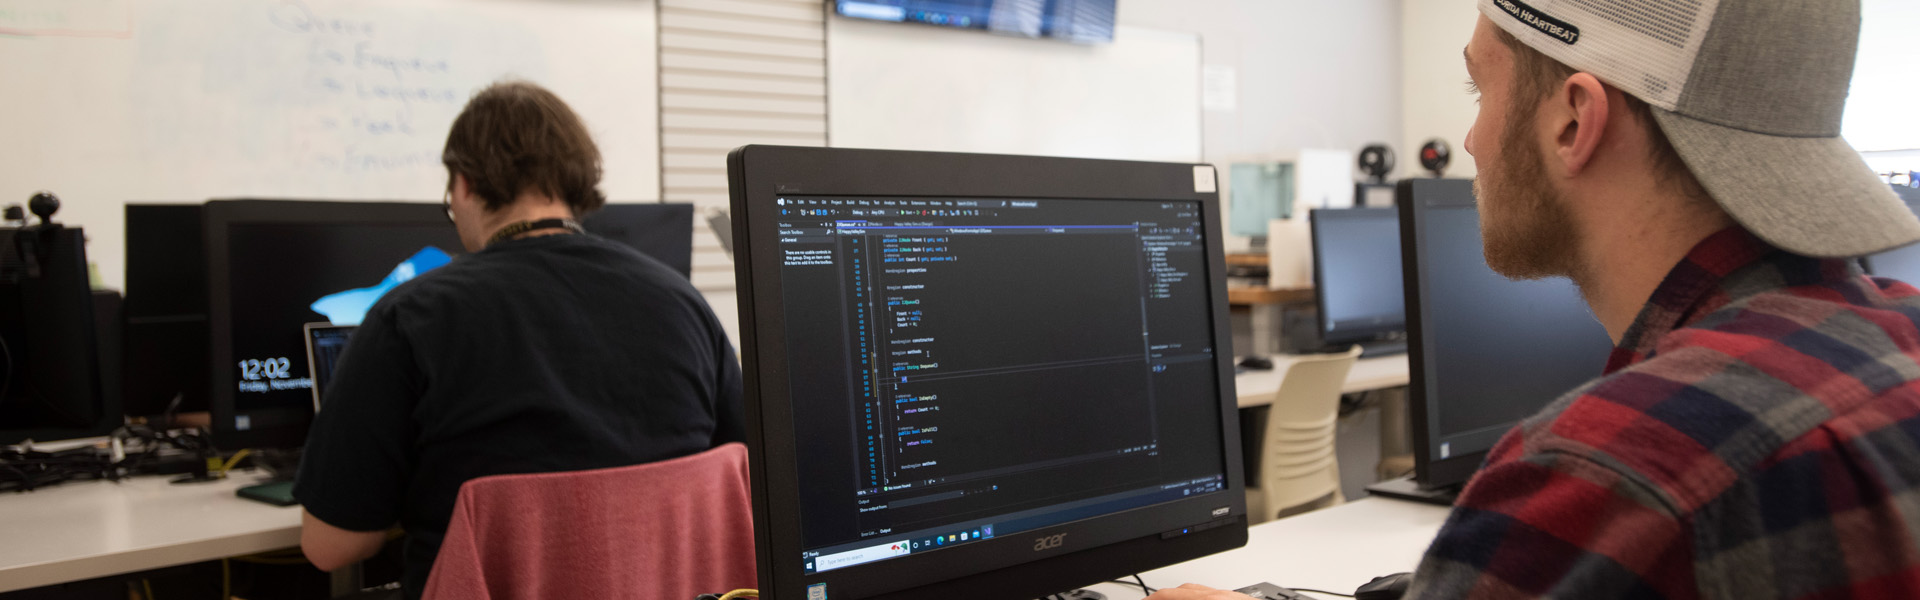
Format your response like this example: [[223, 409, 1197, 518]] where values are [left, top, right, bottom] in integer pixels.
[[728, 146, 1247, 599], [1377, 178, 1613, 503]]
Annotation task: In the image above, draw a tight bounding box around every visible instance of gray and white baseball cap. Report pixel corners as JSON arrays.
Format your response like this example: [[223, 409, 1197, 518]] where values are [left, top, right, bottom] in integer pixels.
[[1476, 0, 1919, 258]]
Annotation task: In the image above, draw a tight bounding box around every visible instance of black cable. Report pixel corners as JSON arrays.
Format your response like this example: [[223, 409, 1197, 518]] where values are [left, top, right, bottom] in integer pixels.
[[1105, 575, 1157, 594], [1290, 588, 1355, 598]]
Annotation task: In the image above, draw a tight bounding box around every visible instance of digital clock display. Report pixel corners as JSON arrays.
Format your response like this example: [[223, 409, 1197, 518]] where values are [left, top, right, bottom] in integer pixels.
[[235, 356, 313, 394]]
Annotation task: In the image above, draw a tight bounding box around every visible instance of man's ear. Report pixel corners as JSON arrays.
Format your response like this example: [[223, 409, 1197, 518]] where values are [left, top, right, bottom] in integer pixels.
[[1554, 72, 1611, 177]]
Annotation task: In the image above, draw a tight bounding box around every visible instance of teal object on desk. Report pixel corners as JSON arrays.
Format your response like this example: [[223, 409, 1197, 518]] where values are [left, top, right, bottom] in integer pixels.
[[1229, 162, 1295, 237], [236, 480, 298, 506]]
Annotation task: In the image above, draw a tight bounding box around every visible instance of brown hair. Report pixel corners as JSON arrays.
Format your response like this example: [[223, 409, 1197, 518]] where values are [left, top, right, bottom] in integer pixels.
[[442, 81, 607, 215], [1492, 27, 1708, 202]]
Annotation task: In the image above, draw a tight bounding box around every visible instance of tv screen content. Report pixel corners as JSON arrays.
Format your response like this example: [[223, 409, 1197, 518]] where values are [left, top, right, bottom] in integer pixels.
[[836, 0, 1117, 43]]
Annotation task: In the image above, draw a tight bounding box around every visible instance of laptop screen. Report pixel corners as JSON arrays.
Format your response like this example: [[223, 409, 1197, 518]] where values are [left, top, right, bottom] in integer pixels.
[[304, 323, 356, 411]]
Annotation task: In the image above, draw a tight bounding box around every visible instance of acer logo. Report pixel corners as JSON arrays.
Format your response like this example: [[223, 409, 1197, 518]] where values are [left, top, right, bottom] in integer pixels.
[[1033, 533, 1067, 551]]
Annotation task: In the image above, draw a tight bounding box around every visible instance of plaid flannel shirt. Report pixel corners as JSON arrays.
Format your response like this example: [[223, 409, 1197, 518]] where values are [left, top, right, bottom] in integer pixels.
[[1406, 228, 1920, 599]]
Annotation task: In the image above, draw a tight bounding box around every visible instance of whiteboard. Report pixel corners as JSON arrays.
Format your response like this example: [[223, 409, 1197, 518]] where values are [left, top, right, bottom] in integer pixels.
[[0, 0, 658, 290], [828, 19, 1202, 163]]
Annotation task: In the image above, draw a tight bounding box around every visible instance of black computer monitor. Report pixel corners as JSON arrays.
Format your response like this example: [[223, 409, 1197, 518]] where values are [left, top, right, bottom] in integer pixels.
[[205, 200, 464, 449], [728, 146, 1246, 600], [1, 223, 117, 444], [1862, 185, 1920, 284], [581, 203, 696, 278], [1396, 178, 1613, 493], [1309, 207, 1405, 353]]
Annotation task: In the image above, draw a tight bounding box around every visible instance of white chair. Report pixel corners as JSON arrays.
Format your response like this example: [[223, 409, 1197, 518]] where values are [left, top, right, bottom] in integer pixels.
[[1245, 346, 1361, 523]]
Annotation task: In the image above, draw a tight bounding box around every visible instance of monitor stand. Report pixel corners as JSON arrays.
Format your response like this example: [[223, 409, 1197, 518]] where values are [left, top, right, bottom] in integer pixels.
[[1364, 475, 1458, 506]]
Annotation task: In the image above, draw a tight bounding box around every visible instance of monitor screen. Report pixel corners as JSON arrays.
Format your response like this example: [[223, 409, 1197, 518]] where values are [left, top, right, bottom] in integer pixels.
[[1227, 163, 1293, 238], [305, 323, 356, 412], [1865, 185, 1920, 284], [1310, 208, 1404, 346], [1398, 179, 1613, 490], [835, 0, 1116, 43], [731, 146, 1245, 600], [206, 200, 464, 449], [581, 203, 695, 278]]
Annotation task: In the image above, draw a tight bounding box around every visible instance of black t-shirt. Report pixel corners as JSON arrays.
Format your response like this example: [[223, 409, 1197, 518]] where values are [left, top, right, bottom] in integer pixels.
[[292, 233, 744, 598]]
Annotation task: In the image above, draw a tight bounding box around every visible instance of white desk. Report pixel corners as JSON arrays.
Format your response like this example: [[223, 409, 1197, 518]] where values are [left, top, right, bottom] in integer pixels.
[[1235, 355, 1410, 408], [1090, 498, 1451, 598], [0, 356, 1411, 595], [0, 472, 303, 593]]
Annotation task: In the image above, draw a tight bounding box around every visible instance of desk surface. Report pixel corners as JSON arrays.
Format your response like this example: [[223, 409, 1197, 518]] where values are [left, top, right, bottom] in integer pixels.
[[0, 473, 1443, 597], [1091, 497, 1450, 598], [0, 356, 1410, 595], [0, 472, 302, 593], [1235, 354, 1410, 407]]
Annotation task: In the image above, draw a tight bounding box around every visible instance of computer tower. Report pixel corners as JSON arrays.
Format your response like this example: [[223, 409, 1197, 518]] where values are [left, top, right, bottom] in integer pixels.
[[123, 204, 210, 417]]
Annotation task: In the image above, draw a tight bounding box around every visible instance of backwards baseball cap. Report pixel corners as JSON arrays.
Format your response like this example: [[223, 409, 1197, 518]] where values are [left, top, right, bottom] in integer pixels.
[[1476, 0, 1919, 258]]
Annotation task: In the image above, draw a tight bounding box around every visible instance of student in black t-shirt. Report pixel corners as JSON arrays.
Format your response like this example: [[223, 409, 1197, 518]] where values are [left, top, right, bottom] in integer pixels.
[[292, 81, 744, 598]]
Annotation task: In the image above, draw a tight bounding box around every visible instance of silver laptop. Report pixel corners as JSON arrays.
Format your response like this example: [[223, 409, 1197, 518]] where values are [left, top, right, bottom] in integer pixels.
[[303, 322, 356, 412]]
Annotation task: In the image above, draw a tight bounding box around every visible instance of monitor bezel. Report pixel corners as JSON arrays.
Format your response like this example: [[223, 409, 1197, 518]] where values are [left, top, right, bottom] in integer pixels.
[[1309, 207, 1406, 347], [204, 199, 455, 450], [728, 145, 1247, 600], [1396, 178, 1492, 490], [1862, 185, 1920, 276]]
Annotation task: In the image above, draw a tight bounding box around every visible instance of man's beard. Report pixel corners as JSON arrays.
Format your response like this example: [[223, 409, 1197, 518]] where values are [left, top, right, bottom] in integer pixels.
[[1475, 104, 1582, 281]]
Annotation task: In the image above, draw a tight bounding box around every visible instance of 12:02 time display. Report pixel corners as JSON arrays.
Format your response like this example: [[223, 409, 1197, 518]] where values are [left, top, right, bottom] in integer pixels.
[[238, 357, 294, 381]]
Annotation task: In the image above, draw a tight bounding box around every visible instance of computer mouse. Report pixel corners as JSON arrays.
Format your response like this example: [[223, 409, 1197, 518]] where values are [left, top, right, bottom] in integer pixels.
[[1237, 355, 1274, 370], [1354, 572, 1412, 600]]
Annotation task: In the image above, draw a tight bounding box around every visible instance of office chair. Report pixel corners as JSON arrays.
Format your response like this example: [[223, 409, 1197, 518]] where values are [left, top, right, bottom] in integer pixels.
[[1245, 346, 1361, 523], [422, 443, 756, 600]]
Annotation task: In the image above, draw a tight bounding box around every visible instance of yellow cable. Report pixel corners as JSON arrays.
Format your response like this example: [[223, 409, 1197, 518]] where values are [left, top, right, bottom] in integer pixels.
[[717, 590, 760, 600], [219, 448, 252, 475], [142, 578, 155, 600], [222, 557, 230, 600]]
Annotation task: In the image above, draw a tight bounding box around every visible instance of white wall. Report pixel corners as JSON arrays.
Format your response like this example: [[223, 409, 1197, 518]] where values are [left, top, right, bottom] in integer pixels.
[[1119, 0, 1404, 168], [1399, 0, 1480, 179], [1845, 0, 1920, 154], [827, 19, 1203, 163]]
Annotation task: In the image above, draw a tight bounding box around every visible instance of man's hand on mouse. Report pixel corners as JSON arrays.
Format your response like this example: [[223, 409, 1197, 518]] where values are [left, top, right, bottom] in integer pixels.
[[1144, 583, 1256, 600]]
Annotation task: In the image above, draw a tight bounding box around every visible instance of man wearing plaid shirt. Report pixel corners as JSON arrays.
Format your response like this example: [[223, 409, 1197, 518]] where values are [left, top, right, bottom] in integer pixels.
[[1152, 0, 1920, 598]]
